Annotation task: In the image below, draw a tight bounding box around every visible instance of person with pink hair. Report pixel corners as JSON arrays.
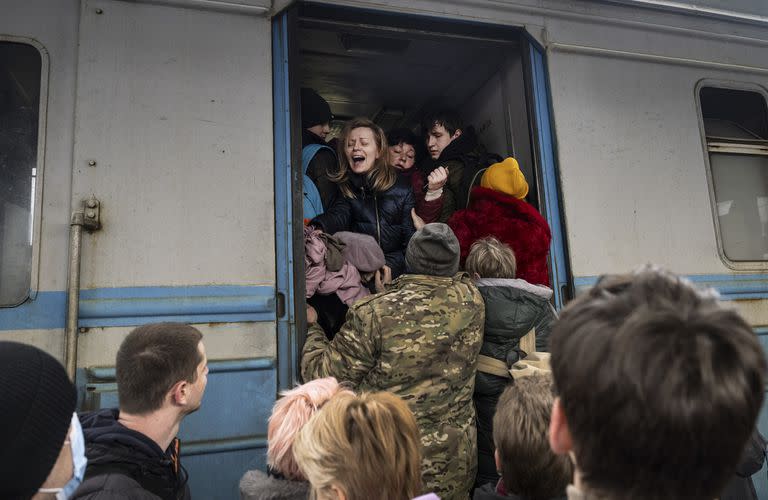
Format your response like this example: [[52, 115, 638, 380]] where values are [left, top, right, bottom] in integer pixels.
[[239, 377, 353, 500]]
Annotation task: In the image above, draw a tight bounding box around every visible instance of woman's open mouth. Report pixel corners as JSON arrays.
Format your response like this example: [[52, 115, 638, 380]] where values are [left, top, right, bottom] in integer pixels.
[[352, 155, 366, 168]]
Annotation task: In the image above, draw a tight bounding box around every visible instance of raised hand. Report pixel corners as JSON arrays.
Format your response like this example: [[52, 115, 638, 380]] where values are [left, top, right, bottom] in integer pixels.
[[427, 166, 449, 192]]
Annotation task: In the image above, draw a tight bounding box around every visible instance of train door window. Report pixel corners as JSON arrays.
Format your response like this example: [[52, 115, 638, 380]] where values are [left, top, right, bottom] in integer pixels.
[[0, 42, 43, 306], [699, 85, 768, 263]]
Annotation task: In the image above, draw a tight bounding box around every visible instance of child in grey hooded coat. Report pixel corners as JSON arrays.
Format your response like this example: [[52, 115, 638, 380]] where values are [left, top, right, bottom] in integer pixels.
[[465, 237, 557, 488]]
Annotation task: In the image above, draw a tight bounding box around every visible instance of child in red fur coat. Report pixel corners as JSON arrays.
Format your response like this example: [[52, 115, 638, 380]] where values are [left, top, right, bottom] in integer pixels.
[[448, 158, 552, 286]]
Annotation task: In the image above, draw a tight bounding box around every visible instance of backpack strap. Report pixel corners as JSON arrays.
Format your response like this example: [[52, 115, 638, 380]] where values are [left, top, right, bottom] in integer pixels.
[[519, 328, 536, 358], [476, 354, 511, 379], [477, 328, 550, 380], [301, 144, 334, 175], [301, 144, 335, 219], [465, 167, 488, 207], [461, 150, 503, 208]]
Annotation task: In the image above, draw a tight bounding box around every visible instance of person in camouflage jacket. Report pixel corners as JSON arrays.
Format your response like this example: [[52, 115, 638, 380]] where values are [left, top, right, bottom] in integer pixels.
[[301, 223, 485, 500]]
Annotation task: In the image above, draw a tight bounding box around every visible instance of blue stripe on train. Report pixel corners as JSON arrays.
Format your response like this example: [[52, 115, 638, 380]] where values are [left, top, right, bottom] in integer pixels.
[[0, 291, 67, 330], [0, 285, 276, 330], [573, 273, 768, 301]]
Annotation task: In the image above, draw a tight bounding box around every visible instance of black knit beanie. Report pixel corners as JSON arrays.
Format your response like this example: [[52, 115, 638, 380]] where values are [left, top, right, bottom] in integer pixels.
[[301, 87, 332, 129], [0, 342, 77, 499], [406, 223, 460, 277]]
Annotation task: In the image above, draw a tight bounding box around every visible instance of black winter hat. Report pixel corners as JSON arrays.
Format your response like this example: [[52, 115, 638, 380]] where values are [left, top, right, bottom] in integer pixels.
[[406, 223, 460, 277], [0, 342, 77, 499], [301, 87, 333, 129]]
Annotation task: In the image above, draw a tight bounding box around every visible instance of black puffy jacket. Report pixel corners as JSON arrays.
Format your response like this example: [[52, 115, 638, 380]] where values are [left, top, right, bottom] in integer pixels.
[[311, 173, 415, 277], [473, 278, 557, 488], [73, 409, 191, 500]]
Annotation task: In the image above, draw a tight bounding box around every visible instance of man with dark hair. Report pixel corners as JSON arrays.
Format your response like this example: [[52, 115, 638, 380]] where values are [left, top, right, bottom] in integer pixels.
[[73, 323, 208, 500], [421, 108, 484, 221], [302, 223, 485, 500], [548, 268, 767, 500]]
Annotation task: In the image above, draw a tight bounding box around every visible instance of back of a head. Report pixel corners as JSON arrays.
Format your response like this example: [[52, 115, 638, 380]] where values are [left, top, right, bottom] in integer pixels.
[[494, 375, 572, 499], [267, 377, 353, 480], [0, 342, 77, 499], [549, 267, 767, 499], [116, 322, 203, 415], [293, 392, 422, 500], [405, 223, 460, 277], [466, 236, 517, 280], [421, 107, 464, 136]]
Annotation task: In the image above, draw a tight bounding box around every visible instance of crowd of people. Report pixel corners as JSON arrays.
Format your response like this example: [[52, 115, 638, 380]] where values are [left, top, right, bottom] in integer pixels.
[[2, 89, 767, 500]]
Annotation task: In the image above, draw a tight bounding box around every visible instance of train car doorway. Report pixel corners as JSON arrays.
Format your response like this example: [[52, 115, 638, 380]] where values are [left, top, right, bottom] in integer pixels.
[[273, 2, 570, 389]]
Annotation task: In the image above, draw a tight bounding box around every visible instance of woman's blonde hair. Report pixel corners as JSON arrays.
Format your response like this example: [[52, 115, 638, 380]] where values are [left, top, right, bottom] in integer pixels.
[[293, 391, 423, 500], [465, 236, 517, 279], [331, 117, 397, 198], [267, 377, 354, 480]]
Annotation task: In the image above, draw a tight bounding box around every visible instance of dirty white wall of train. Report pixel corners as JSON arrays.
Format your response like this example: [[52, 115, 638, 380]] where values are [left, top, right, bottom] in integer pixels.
[[72, 0, 276, 364], [542, 8, 768, 327]]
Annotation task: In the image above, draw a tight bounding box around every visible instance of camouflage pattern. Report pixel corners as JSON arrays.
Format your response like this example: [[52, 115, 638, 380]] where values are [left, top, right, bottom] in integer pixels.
[[301, 272, 485, 500]]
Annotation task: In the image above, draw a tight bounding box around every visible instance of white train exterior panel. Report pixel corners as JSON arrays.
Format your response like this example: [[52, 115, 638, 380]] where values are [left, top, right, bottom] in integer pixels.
[[72, 0, 276, 289]]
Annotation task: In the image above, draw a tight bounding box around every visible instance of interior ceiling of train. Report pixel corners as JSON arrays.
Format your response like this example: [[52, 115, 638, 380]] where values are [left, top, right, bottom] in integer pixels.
[[298, 17, 517, 132]]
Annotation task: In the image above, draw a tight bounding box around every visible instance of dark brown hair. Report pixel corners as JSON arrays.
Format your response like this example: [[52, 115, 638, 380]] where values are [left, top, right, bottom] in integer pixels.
[[549, 267, 766, 499], [493, 375, 572, 499], [421, 108, 464, 136], [116, 322, 204, 414], [331, 117, 396, 198]]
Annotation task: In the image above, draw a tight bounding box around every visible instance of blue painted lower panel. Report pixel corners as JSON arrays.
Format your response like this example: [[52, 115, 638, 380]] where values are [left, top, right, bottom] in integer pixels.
[[184, 444, 266, 500], [81, 358, 276, 500], [0, 285, 276, 330], [0, 291, 67, 330]]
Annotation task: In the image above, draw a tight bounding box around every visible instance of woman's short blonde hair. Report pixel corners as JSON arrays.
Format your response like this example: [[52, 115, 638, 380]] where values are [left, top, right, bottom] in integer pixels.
[[267, 377, 353, 480], [465, 236, 517, 279], [293, 391, 423, 500], [331, 117, 397, 199]]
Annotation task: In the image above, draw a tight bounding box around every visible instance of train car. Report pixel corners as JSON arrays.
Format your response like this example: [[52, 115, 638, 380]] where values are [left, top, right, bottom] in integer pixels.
[[1, 0, 766, 498]]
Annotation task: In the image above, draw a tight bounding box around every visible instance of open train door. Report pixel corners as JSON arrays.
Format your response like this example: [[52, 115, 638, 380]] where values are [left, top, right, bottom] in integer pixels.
[[526, 40, 572, 309], [273, 2, 574, 398], [273, 5, 307, 393]]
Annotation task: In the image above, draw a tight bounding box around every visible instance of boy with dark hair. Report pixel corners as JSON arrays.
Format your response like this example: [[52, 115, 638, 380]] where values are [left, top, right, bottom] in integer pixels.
[[548, 268, 767, 500], [421, 107, 484, 221], [474, 375, 572, 500], [74, 323, 208, 500]]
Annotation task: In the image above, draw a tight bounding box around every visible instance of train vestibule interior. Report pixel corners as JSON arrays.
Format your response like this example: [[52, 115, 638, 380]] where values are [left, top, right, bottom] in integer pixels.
[[294, 5, 541, 207]]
